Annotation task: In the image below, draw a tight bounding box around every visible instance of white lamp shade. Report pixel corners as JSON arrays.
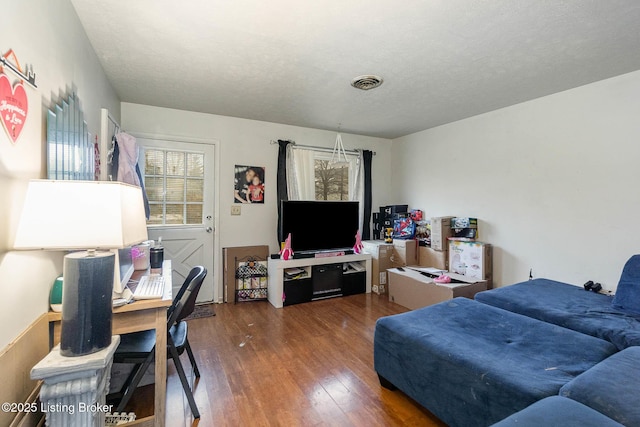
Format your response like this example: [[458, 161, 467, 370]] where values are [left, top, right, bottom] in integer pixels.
[[14, 180, 149, 250]]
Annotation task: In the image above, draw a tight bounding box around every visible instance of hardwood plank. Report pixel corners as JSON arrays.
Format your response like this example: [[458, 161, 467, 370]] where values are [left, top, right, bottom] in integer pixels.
[[139, 294, 446, 426]]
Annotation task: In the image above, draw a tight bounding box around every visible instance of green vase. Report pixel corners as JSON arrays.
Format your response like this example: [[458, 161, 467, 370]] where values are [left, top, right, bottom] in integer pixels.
[[50, 276, 63, 312]]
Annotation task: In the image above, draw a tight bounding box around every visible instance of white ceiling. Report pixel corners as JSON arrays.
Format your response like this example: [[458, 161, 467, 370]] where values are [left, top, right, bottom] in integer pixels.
[[70, 0, 640, 139]]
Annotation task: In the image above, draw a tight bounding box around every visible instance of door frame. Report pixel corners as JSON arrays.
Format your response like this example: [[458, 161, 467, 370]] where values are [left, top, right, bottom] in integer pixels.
[[132, 131, 222, 303]]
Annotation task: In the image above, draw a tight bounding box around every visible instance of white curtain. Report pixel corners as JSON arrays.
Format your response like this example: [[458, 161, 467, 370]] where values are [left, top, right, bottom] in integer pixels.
[[286, 145, 316, 200], [351, 150, 365, 234]]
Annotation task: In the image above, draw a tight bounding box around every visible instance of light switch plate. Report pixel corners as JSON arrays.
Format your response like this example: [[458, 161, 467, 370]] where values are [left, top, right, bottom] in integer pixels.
[[231, 205, 241, 215]]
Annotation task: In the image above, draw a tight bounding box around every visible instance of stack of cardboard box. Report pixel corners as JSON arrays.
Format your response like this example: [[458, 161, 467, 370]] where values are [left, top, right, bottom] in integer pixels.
[[418, 216, 453, 270], [386, 216, 493, 310], [373, 205, 409, 240], [362, 240, 394, 294], [362, 238, 418, 294], [365, 213, 493, 295]]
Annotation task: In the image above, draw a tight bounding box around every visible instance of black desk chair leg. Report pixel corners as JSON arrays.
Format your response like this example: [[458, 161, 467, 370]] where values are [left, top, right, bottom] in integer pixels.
[[116, 349, 156, 413], [184, 338, 201, 378], [169, 337, 200, 419]]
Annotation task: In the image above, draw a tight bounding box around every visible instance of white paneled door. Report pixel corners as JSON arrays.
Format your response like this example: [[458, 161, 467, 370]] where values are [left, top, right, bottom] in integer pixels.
[[138, 137, 216, 303]]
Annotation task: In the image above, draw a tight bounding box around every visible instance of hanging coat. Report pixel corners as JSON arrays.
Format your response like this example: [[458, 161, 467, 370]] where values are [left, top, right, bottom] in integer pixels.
[[116, 132, 141, 186], [115, 132, 150, 219]]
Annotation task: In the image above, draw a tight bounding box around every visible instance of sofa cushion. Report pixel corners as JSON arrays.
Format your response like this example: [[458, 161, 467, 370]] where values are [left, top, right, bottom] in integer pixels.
[[560, 346, 640, 426], [475, 278, 640, 350], [612, 255, 640, 315], [374, 298, 617, 427], [490, 396, 624, 427]]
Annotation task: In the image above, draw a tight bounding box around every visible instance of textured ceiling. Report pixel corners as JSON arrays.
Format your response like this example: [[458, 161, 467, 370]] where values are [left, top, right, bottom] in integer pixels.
[[70, 0, 640, 139]]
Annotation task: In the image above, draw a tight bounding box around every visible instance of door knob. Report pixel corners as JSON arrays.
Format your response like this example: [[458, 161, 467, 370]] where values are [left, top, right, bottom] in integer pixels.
[[206, 227, 213, 233]]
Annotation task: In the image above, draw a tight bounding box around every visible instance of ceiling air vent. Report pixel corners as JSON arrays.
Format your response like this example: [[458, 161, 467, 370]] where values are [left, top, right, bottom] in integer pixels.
[[351, 75, 383, 91]]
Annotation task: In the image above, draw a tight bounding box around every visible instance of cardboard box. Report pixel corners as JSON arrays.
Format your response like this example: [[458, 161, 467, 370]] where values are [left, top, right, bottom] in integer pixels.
[[222, 245, 270, 302], [392, 239, 418, 266], [418, 246, 448, 270], [430, 216, 454, 251], [388, 267, 488, 310], [451, 229, 478, 239], [451, 217, 478, 229], [380, 205, 408, 217], [362, 240, 394, 294], [449, 241, 492, 286]]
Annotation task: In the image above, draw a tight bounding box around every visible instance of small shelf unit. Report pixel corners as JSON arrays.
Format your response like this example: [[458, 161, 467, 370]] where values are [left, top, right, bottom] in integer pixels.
[[235, 255, 268, 303]]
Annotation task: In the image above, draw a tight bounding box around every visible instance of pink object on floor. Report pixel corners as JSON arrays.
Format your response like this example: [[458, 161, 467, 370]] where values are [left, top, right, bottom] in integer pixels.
[[434, 275, 451, 284]]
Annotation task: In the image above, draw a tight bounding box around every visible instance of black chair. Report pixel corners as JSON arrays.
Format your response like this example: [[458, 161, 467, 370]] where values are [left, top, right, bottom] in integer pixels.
[[111, 266, 207, 418]]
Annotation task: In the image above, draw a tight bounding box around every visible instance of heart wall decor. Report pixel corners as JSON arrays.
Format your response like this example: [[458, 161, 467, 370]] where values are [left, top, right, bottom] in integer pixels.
[[0, 73, 28, 144]]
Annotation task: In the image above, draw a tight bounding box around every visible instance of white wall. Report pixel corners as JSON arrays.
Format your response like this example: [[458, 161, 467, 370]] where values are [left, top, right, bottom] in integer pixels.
[[121, 102, 393, 300], [392, 70, 640, 290], [0, 0, 120, 349]]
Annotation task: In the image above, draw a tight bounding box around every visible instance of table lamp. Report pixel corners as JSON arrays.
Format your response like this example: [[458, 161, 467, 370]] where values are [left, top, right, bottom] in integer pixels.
[[14, 180, 148, 357]]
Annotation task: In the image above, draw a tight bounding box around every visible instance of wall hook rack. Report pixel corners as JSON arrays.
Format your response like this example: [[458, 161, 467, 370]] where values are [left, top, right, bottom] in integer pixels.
[[1, 49, 37, 88]]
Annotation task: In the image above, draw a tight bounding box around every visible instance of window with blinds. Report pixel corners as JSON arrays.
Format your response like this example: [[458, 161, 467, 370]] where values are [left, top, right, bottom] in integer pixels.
[[144, 149, 205, 225]]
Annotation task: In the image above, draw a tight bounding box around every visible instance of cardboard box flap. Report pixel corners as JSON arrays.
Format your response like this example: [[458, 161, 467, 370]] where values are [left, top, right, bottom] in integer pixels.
[[388, 267, 482, 288]]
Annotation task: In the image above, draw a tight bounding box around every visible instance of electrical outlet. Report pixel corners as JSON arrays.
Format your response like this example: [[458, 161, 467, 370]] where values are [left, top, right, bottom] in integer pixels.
[[231, 205, 241, 216]]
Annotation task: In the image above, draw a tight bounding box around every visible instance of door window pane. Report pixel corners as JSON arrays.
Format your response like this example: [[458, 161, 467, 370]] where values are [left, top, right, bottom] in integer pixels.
[[165, 204, 184, 225], [148, 204, 163, 225], [145, 150, 164, 175], [166, 152, 185, 176], [186, 204, 203, 224], [143, 148, 205, 225], [145, 176, 164, 202], [187, 153, 204, 177], [186, 179, 204, 202], [166, 178, 186, 202]]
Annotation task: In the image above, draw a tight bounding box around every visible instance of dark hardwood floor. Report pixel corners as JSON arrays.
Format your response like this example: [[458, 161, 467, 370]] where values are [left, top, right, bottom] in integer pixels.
[[130, 293, 446, 427]]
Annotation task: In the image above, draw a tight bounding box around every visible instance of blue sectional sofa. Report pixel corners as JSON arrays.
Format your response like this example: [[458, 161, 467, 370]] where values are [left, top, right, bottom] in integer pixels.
[[374, 298, 617, 426], [374, 256, 640, 426], [475, 278, 640, 350], [493, 347, 640, 426], [491, 396, 625, 427]]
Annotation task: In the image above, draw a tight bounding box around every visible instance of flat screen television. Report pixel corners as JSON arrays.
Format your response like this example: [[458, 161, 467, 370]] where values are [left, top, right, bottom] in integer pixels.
[[280, 200, 360, 253]]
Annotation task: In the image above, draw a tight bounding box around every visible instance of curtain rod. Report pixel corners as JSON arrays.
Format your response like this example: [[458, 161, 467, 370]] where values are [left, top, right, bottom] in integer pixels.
[[270, 140, 376, 156]]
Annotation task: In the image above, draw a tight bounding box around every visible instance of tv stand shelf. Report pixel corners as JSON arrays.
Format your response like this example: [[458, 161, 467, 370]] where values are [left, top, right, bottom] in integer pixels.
[[267, 253, 372, 308]]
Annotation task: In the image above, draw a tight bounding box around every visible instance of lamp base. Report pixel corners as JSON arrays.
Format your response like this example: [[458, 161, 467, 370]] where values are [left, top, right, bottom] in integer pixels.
[[60, 251, 114, 357]]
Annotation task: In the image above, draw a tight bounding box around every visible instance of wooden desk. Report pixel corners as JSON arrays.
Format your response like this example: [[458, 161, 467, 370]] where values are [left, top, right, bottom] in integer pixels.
[[48, 260, 172, 427]]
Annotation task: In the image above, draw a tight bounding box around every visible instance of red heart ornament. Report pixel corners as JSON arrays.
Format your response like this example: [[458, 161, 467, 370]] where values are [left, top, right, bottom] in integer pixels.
[[0, 73, 28, 144]]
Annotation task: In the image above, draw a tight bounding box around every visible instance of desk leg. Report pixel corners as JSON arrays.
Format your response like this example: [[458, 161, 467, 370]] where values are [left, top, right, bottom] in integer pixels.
[[154, 309, 167, 427]]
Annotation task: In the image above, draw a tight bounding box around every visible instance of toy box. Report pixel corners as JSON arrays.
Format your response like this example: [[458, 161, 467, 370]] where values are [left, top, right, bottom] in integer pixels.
[[449, 240, 492, 285]]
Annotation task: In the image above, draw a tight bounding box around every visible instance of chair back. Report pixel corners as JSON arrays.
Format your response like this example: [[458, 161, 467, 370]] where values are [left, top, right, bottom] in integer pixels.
[[167, 266, 207, 327]]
